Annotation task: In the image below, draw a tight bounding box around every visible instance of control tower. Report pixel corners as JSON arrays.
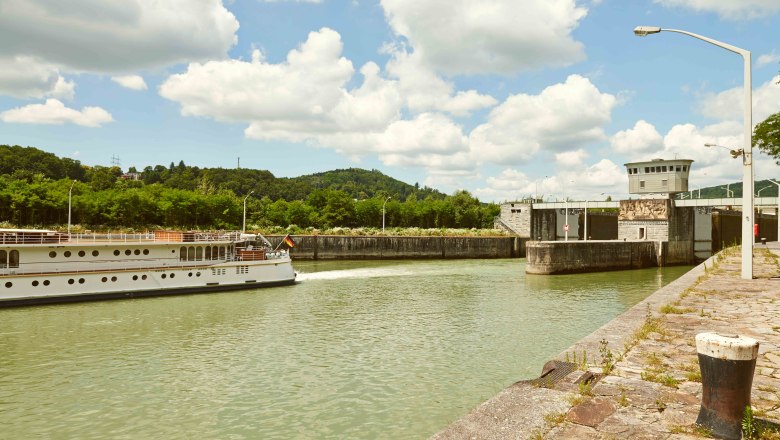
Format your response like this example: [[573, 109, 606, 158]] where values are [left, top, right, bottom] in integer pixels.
[[624, 158, 693, 198]]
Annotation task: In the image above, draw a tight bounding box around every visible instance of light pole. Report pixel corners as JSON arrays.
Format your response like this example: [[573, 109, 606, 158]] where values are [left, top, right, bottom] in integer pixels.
[[721, 185, 734, 198], [691, 183, 701, 199], [242, 190, 254, 234], [757, 186, 771, 197], [67, 180, 76, 237], [636, 26, 753, 280], [382, 196, 391, 233]]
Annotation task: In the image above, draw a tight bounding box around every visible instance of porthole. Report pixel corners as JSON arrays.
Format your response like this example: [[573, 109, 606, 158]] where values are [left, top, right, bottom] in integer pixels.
[[4, 282, 11, 288], [111, 276, 117, 282], [92, 250, 99, 257], [143, 249, 149, 255], [132, 275, 138, 281], [102, 277, 108, 282], [134, 249, 140, 255], [171, 250, 176, 253], [78, 250, 86, 257], [170, 273, 175, 279], [161, 274, 167, 279], [43, 280, 50, 286], [32, 280, 39, 287], [125, 249, 131, 256], [64, 251, 71, 257], [78, 278, 85, 284], [196, 272, 201, 277], [188, 272, 193, 277], [114, 250, 120, 256], [68, 279, 75, 285], [141, 275, 148, 280], [49, 251, 56, 258]]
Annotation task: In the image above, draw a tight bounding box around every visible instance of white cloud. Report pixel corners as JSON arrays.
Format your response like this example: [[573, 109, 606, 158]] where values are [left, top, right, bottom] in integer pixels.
[[699, 76, 780, 124], [111, 75, 148, 91], [469, 75, 617, 164], [0, 0, 239, 73], [380, 0, 587, 75], [654, 0, 780, 20], [610, 120, 663, 154], [555, 148, 589, 167], [0, 99, 113, 127], [757, 52, 780, 68], [383, 46, 497, 116], [0, 56, 74, 99]]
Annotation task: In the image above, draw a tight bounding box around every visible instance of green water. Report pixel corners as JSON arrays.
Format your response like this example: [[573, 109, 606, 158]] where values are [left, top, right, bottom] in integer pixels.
[[0, 259, 690, 439]]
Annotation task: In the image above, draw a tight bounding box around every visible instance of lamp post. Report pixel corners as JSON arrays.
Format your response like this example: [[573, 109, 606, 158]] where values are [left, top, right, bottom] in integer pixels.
[[691, 183, 701, 199], [242, 190, 254, 234], [636, 26, 753, 280], [382, 196, 391, 233], [757, 186, 771, 197], [721, 185, 733, 198], [67, 180, 76, 237]]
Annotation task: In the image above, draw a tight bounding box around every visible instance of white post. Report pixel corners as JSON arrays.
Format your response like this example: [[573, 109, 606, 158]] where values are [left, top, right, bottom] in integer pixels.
[[635, 27, 753, 279], [67, 180, 76, 237], [242, 190, 254, 234], [564, 200, 569, 241], [382, 196, 391, 233], [584, 200, 588, 241]]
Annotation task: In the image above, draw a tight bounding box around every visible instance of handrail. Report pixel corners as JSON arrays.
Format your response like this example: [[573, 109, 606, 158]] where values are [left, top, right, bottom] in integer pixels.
[[0, 230, 251, 245]]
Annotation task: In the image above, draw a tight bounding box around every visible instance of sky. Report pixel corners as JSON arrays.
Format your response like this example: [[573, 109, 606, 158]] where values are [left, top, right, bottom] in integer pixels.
[[1, 0, 779, 203]]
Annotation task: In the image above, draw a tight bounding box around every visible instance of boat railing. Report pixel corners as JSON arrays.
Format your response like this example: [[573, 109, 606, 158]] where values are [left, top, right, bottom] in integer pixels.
[[0, 230, 248, 245]]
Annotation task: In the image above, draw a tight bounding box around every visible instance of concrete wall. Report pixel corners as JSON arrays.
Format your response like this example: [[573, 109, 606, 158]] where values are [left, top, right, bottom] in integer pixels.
[[666, 206, 695, 265], [525, 241, 660, 275], [498, 203, 532, 236], [531, 210, 557, 241], [581, 212, 618, 240], [265, 235, 525, 260]]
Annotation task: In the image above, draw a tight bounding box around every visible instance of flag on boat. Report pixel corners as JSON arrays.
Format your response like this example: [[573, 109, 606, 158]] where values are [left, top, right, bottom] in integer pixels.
[[283, 234, 296, 248]]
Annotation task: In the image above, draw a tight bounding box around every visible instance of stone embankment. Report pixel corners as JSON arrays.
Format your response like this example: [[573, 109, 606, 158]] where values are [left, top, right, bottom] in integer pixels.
[[267, 235, 526, 260], [433, 244, 780, 439]]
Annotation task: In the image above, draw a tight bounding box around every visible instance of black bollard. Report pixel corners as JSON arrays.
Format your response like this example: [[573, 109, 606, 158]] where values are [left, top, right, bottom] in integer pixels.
[[695, 332, 759, 440]]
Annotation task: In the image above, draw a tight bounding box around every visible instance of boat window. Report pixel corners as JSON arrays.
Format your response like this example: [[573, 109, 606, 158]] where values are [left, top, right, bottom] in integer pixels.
[[143, 249, 149, 255], [78, 278, 85, 284], [64, 251, 71, 258], [132, 275, 138, 281], [205, 246, 212, 260], [78, 250, 86, 257], [141, 275, 147, 280], [5, 282, 11, 288], [68, 279, 74, 285], [187, 246, 195, 261], [49, 251, 56, 258], [180, 246, 187, 261], [114, 250, 120, 256], [92, 250, 99, 257], [102, 277, 108, 282], [43, 280, 50, 286], [0, 250, 6, 268], [32, 280, 39, 287], [125, 249, 131, 256], [196, 246, 203, 260], [111, 276, 117, 282], [134, 249, 140, 255], [9, 250, 19, 268]]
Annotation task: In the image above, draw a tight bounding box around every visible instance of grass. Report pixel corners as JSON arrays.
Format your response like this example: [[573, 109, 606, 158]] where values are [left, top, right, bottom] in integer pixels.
[[660, 303, 694, 314]]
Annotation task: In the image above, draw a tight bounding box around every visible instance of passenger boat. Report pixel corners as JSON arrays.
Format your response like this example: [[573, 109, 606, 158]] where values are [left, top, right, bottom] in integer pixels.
[[0, 228, 296, 306]]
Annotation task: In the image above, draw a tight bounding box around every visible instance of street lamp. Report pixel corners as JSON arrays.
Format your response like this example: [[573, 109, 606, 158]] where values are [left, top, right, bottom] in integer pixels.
[[242, 190, 254, 234], [382, 196, 391, 233], [691, 183, 701, 199], [721, 185, 734, 198], [67, 180, 76, 237], [636, 26, 753, 280], [757, 186, 771, 197]]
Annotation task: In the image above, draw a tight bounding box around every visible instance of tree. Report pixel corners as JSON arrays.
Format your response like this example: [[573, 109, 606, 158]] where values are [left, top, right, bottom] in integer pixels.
[[754, 112, 780, 164]]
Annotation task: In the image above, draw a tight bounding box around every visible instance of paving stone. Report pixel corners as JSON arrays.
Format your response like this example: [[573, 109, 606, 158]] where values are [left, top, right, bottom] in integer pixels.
[[565, 397, 615, 427]]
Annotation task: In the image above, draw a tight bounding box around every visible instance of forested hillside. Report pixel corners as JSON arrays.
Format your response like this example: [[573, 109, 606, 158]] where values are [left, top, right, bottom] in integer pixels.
[[0, 145, 497, 230]]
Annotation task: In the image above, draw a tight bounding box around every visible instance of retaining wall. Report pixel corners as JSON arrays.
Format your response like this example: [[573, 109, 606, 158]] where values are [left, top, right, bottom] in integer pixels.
[[266, 235, 526, 260], [525, 240, 662, 275]]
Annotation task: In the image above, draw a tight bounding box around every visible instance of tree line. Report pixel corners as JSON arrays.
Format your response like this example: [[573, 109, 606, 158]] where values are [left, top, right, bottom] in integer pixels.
[[0, 145, 499, 230]]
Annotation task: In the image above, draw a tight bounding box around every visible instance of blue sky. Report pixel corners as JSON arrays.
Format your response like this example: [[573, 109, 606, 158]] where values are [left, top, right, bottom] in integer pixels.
[[1, 0, 779, 202]]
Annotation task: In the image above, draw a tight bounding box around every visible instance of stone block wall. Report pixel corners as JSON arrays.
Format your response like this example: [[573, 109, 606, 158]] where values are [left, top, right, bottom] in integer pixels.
[[498, 203, 532, 236]]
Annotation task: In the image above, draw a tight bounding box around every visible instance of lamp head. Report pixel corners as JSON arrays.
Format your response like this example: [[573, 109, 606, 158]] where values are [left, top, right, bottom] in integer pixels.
[[634, 26, 661, 36], [704, 143, 715, 148]]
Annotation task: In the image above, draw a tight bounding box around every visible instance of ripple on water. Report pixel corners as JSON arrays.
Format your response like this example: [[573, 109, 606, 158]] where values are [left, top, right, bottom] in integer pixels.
[[0, 259, 691, 439]]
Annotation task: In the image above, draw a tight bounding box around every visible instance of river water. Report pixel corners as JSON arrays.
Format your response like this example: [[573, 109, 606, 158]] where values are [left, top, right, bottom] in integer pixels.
[[0, 259, 690, 439]]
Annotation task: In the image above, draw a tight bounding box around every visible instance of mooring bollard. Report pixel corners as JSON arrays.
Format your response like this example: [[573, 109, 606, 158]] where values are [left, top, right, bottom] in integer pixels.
[[695, 332, 759, 440]]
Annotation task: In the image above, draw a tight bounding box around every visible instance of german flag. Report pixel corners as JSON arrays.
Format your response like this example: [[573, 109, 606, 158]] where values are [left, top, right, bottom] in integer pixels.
[[283, 234, 296, 248]]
